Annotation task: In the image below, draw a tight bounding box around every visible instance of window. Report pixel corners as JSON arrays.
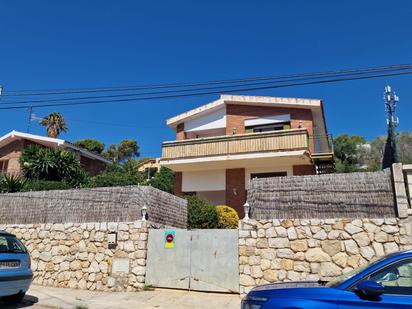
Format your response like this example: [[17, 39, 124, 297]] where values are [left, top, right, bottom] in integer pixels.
[[364, 258, 412, 295], [250, 172, 287, 179], [0, 160, 9, 175], [0, 235, 27, 254], [246, 122, 291, 133]]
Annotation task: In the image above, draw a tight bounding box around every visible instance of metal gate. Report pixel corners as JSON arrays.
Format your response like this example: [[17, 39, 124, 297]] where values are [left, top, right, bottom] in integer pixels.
[[145, 229, 239, 293]]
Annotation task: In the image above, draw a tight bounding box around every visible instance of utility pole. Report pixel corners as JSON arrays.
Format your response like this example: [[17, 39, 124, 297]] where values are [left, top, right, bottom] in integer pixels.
[[382, 85, 400, 169]]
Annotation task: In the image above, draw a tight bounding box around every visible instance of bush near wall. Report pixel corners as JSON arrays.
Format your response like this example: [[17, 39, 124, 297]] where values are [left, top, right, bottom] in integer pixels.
[[216, 205, 239, 229], [22, 180, 73, 192], [186, 195, 219, 229]]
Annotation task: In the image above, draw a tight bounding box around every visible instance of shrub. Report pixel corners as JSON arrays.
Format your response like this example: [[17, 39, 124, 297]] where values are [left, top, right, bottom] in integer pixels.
[[216, 205, 239, 229], [186, 195, 219, 229], [22, 180, 73, 192], [88, 163, 145, 188], [149, 167, 175, 194], [0, 175, 26, 193], [20, 145, 89, 186]]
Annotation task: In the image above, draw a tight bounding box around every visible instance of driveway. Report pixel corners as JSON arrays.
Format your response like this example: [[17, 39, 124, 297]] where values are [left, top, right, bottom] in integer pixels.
[[1, 285, 242, 309]]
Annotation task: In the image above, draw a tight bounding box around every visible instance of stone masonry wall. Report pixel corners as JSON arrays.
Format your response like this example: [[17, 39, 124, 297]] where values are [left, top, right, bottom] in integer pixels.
[[1, 220, 154, 292], [239, 216, 412, 294]]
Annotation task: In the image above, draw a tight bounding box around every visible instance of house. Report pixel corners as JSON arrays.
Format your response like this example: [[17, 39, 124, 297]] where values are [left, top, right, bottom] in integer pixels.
[[0, 130, 110, 176], [137, 158, 161, 173], [160, 95, 334, 217]]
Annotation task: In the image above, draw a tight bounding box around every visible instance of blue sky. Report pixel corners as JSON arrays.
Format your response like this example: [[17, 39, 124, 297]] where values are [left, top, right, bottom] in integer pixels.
[[1, 1, 411, 157]]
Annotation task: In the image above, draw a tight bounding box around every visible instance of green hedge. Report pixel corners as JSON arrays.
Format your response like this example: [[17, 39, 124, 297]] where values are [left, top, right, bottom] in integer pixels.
[[22, 180, 73, 192], [186, 195, 219, 229]]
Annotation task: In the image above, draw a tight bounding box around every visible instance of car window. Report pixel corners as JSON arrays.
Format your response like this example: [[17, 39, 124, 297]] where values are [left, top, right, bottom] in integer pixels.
[[365, 258, 412, 296], [0, 235, 27, 253]]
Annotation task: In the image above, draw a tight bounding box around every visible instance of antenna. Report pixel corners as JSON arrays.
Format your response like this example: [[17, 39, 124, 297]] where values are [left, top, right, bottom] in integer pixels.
[[384, 84, 400, 127]]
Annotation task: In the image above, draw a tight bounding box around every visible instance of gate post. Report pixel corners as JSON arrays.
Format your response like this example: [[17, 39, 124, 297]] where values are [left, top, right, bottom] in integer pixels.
[[392, 163, 409, 218]]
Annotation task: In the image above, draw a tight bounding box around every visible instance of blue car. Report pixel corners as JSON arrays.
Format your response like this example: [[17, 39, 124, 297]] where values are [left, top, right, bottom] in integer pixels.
[[242, 250, 412, 308], [0, 231, 33, 305]]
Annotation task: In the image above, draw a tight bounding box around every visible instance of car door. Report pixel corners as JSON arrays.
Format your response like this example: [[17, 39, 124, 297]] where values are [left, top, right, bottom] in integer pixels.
[[338, 258, 412, 308]]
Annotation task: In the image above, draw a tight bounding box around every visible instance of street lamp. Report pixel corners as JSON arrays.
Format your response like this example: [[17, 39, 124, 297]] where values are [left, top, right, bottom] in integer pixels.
[[243, 203, 250, 220]]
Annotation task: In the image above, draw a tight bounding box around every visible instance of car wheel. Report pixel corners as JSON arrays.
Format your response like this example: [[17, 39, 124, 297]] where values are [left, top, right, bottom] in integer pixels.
[[3, 292, 26, 305]]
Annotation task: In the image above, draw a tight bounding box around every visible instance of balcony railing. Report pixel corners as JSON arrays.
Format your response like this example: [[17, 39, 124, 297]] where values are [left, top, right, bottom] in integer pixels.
[[162, 128, 312, 160]]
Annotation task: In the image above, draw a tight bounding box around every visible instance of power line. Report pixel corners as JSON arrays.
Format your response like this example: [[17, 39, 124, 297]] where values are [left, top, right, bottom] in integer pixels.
[[0, 70, 411, 110], [1, 65, 411, 105], [2, 63, 412, 97]]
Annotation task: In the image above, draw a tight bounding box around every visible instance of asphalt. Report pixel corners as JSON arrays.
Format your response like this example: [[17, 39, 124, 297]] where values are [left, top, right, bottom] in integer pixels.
[[0, 285, 242, 309]]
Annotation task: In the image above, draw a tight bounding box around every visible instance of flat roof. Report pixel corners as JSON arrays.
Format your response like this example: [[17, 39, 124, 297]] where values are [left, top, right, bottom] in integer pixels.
[[166, 94, 323, 128]]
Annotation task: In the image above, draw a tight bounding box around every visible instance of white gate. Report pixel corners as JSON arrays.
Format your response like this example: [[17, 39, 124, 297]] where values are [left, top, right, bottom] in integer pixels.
[[145, 229, 239, 293]]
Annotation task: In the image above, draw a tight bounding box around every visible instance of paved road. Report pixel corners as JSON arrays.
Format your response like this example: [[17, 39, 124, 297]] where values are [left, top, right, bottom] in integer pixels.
[[1, 285, 242, 309]]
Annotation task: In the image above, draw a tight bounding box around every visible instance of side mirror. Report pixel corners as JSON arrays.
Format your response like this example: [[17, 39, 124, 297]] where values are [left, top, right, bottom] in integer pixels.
[[356, 280, 385, 298]]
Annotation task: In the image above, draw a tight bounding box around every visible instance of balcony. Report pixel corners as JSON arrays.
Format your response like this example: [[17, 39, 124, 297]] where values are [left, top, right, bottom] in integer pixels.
[[162, 128, 315, 160], [161, 128, 336, 172]]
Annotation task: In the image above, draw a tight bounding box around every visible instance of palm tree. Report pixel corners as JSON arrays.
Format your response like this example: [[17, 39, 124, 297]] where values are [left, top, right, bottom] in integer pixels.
[[39, 112, 68, 138]]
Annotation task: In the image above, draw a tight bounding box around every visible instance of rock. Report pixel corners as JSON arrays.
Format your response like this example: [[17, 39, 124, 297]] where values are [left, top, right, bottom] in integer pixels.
[[275, 227, 287, 237], [384, 242, 399, 254], [251, 266, 263, 279], [280, 259, 294, 271], [287, 271, 301, 281], [287, 227, 298, 240], [276, 249, 294, 259], [344, 223, 363, 235], [353, 232, 371, 247], [305, 248, 331, 262], [261, 259, 271, 271], [363, 223, 378, 233], [344, 240, 359, 255], [240, 275, 256, 286], [327, 230, 340, 240], [347, 255, 361, 268], [256, 239, 268, 248], [249, 256, 261, 265], [320, 262, 342, 277], [360, 246, 375, 261], [313, 230, 327, 240], [294, 261, 310, 272], [372, 242, 385, 256], [332, 252, 348, 268], [268, 238, 289, 248], [321, 240, 342, 257], [290, 240, 308, 252], [39, 252, 52, 262], [381, 225, 399, 234], [132, 266, 145, 276], [375, 231, 389, 243], [263, 270, 278, 282]]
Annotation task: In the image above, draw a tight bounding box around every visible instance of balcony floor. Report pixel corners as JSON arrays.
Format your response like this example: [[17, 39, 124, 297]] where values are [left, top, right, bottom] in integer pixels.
[[161, 149, 311, 172]]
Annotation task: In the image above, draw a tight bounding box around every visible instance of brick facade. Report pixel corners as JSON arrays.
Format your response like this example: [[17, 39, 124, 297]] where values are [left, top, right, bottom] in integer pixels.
[[225, 104, 315, 152], [174, 171, 183, 196], [176, 123, 185, 141], [293, 164, 316, 176], [0, 140, 31, 175], [226, 168, 246, 218], [0, 139, 106, 176]]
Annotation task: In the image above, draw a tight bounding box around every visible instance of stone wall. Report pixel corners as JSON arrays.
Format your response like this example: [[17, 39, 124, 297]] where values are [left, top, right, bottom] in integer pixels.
[[239, 216, 412, 294], [1, 221, 154, 292]]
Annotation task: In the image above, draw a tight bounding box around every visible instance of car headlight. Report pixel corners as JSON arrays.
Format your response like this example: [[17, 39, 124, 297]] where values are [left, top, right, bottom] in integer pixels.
[[242, 296, 268, 309]]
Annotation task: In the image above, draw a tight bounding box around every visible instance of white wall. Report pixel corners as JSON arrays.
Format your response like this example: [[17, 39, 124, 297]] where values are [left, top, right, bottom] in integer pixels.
[[182, 170, 225, 192], [184, 107, 226, 132]]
